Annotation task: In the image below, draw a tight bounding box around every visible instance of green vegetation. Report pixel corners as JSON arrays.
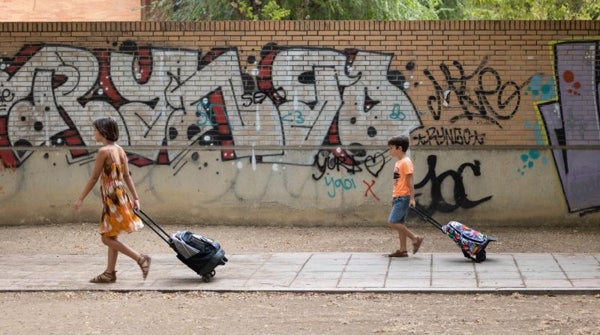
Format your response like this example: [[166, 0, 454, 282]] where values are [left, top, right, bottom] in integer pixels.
[[146, 0, 600, 21]]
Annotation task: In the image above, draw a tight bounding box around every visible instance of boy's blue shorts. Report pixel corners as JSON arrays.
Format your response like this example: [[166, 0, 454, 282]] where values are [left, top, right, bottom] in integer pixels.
[[388, 196, 410, 224]]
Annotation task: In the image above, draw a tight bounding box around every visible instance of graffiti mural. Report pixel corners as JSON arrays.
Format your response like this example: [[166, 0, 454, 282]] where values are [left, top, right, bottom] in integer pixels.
[[415, 154, 492, 213], [0, 42, 421, 171], [538, 40, 600, 213], [423, 57, 528, 129], [0, 37, 597, 218], [410, 57, 537, 147]]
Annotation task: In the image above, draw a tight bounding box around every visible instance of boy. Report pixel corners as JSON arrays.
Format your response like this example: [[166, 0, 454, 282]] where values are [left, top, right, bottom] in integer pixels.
[[387, 135, 424, 257]]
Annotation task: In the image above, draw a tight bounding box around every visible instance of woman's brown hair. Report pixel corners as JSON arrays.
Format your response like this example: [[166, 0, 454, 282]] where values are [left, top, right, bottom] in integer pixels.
[[93, 117, 119, 142]]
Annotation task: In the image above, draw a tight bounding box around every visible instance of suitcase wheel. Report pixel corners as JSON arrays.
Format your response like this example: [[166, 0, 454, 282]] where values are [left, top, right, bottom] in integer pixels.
[[462, 250, 471, 259], [201, 270, 216, 282], [475, 250, 486, 263]]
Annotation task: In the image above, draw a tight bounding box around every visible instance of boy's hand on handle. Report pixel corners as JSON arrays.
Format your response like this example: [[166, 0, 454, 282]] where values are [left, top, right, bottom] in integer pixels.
[[132, 199, 140, 210], [409, 198, 416, 208]]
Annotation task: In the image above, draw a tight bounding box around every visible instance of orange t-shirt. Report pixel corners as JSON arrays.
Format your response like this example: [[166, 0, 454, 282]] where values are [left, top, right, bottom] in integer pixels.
[[392, 156, 414, 197]]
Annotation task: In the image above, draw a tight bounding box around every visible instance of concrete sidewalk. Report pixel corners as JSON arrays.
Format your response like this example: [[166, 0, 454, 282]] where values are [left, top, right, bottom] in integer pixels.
[[1, 252, 599, 293]]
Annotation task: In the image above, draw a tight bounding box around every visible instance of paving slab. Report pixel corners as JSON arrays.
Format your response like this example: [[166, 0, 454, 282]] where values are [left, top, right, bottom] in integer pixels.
[[0, 253, 598, 293]]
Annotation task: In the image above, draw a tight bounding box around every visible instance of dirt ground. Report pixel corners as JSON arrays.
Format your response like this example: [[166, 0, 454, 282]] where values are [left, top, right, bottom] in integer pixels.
[[1, 221, 600, 335]]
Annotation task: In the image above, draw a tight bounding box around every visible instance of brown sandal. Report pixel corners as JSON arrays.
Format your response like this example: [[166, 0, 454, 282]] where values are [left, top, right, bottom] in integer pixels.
[[137, 254, 151, 280], [412, 237, 424, 254], [388, 250, 409, 258], [90, 271, 117, 283]]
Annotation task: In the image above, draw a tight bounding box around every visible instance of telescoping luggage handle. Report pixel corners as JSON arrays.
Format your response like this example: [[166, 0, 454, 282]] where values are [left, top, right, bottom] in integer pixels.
[[410, 206, 444, 232], [134, 209, 171, 245]]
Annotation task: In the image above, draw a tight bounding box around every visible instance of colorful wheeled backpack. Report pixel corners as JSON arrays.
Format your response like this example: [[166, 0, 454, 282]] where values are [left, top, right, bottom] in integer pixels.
[[412, 207, 496, 263]]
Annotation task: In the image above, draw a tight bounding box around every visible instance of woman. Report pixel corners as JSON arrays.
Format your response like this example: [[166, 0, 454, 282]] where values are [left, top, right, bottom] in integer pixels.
[[74, 117, 150, 283]]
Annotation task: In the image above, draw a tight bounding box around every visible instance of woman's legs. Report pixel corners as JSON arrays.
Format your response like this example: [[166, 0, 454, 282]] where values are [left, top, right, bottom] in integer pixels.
[[89, 235, 128, 283], [106, 245, 118, 272], [93, 234, 150, 281], [101, 234, 141, 265]]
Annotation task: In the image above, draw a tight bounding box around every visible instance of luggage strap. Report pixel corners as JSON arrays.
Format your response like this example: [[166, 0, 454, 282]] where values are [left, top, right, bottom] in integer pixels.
[[134, 209, 171, 245], [410, 206, 444, 232]]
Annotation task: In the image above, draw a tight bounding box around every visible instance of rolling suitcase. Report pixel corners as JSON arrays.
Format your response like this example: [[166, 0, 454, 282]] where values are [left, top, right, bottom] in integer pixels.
[[411, 207, 496, 262], [135, 209, 228, 282]]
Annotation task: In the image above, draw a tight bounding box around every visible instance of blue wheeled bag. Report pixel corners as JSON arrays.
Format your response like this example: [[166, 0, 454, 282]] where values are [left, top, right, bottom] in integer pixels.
[[411, 207, 496, 263], [135, 209, 228, 282], [171, 231, 227, 282]]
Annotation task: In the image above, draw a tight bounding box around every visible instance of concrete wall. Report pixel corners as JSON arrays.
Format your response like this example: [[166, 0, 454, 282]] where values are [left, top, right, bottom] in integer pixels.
[[0, 21, 598, 227]]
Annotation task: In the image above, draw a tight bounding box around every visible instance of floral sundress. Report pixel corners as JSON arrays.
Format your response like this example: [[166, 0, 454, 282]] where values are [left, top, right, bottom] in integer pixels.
[[99, 162, 143, 236]]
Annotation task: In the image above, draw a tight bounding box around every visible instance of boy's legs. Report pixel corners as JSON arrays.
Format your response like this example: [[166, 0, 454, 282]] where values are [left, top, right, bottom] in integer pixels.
[[398, 229, 407, 252], [388, 197, 424, 255], [390, 223, 424, 254], [389, 222, 416, 250]]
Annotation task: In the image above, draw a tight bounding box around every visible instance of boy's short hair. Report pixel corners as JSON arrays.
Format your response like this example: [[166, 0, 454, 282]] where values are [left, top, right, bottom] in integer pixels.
[[388, 135, 410, 152]]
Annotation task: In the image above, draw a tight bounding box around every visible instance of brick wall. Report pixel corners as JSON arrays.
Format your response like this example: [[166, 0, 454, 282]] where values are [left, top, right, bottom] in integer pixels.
[[0, 21, 598, 225], [1, 20, 597, 145]]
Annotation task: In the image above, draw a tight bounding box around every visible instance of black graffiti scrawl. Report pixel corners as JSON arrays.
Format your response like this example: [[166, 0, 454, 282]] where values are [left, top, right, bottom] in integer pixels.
[[538, 40, 600, 213]]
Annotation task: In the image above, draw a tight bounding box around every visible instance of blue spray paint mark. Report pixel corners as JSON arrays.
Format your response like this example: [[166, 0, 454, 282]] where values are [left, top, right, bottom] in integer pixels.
[[525, 120, 545, 145], [517, 149, 547, 175], [526, 74, 556, 101]]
